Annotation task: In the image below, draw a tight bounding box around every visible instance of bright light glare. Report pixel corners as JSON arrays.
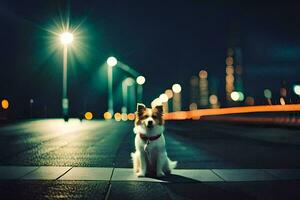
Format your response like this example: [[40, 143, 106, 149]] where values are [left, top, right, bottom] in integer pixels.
[[1, 99, 9, 109], [107, 57, 118, 67], [231, 91, 240, 101], [60, 32, 73, 45], [159, 94, 168, 103], [293, 85, 300, 96], [136, 76, 146, 85], [172, 84, 182, 93], [84, 112, 93, 120]]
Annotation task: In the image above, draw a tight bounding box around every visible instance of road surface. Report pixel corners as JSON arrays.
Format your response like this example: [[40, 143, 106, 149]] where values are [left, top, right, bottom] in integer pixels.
[[0, 119, 300, 199]]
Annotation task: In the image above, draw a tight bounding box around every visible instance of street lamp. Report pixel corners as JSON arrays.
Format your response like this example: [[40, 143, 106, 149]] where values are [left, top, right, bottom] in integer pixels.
[[107, 56, 118, 115], [136, 75, 145, 102], [172, 83, 182, 111], [60, 31, 73, 121], [122, 77, 135, 114]]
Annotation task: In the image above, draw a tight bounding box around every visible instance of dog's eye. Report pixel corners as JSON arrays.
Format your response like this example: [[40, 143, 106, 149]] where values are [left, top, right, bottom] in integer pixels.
[[152, 115, 157, 119], [143, 115, 149, 119]]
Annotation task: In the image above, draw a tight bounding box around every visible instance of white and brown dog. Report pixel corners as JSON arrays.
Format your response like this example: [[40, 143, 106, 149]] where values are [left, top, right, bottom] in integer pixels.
[[131, 103, 177, 177]]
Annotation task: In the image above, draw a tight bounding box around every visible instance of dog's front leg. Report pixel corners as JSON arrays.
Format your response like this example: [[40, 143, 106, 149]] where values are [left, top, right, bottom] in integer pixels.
[[137, 151, 146, 177], [156, 152, 166, 177]]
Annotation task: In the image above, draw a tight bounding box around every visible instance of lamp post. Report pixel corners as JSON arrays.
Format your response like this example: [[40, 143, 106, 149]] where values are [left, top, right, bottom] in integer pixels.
[[172, 83, 182, 111], [122, 77, 135, 114], [136, 75, 145, 103], [60, 32, 73, 121], [107, 56, 118, 115]]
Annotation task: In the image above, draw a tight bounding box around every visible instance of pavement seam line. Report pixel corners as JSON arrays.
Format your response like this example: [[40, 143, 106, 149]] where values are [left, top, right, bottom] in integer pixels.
[[18, 166, 40, 180], [210, 169, 226, 181], [55, 167, 73, 180]]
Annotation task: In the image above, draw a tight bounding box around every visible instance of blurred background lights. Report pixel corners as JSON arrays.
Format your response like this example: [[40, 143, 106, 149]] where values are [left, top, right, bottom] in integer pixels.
[[293, 85, 300, 96], [107, 56, 118, 67], [121, 113, 128, 121], [264, 89, 272, 99], [84, 112, 93, 120], [151, 98, 162, 108], [189, 103, 197, 111], [127, 113, 135, 121], [159, 94, 168, 103], [60, 32, 73, 45], [1, 99, 9, 109], [103, 112, 112, 120], [114, 112, 122, 121], [165, 89, 173, 99], [238, 92, 244, 101], [280, 97, 286, 105], [209, 95, 218, 105], [172, 83, 182, 93], [199, 70, 208, 79], [136, 76, 145, 85], [230, 91, 240, 101]]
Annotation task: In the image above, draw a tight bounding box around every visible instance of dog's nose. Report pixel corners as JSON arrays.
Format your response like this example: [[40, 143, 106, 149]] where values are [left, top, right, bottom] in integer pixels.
[[148, 120, 153, 126]]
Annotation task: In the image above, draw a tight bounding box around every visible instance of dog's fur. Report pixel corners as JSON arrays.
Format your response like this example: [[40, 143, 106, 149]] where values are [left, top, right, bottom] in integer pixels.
[[131, 103, 177, 177]]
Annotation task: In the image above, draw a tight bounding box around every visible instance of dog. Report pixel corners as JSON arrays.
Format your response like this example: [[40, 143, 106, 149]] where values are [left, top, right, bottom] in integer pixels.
[[131, 103, 177, 177]]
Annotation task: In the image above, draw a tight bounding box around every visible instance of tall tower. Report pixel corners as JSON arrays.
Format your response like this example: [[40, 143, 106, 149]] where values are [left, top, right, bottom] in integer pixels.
[[199, 70, 209, 108], [189, 76, 199, 110]]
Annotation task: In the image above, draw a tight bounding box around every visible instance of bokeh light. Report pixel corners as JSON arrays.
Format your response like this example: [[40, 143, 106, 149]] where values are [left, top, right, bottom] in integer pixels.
[[136, 76, 145, 85], [280, 97, 286, 105], [293, 85, 300, 96], [127, 113, 135, 121], [84, 112, 93, 120], [209, 95, 218, 105], [121, 113, 128, 121], [264, 89, 272, 99], [230, 91, 240, 101], [103, 112, 112, 120], [114, 112, 122, 121], [189, 103, 197, 110], [172, 84, 182, 93], [107, 56, 118, 67], [199, 70, 208, 79], [245, 96, 255, 106], [165, 89, 173, 99], [159, 94, 168, 103], [1, 99, 9, 110]]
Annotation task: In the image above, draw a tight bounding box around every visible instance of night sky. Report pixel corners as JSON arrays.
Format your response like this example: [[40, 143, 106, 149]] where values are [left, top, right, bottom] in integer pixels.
[[1, 0, 300, 118]]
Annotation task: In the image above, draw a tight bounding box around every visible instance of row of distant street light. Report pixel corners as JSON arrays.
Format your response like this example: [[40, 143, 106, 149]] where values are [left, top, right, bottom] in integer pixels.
[[58, 31, 145, 121]]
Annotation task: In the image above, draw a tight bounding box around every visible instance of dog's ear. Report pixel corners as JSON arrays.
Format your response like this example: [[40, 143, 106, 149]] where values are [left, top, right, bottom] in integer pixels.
[[137, 103, 146, 115], [155, 105, 163, 115]]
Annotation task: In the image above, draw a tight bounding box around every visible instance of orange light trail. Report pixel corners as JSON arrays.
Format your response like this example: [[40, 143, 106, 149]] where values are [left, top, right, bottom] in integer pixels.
[[164, 104, 300, 120]]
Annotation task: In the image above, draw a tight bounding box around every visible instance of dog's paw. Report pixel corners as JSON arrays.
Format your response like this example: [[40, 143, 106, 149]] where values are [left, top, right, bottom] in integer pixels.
[[156, 171, 165, 177], [136, 172, 145, 177]]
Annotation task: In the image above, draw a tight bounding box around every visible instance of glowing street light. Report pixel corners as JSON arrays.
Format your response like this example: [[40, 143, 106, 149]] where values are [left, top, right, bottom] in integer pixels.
[[59, 31, 73, 121], [1, 99, 9, 110], [172, 83, 182, 93], [107, 56, 118, 115], [293, 85, 300, 96], [172, 83, 182, 111], [136, 75, 146, 102]]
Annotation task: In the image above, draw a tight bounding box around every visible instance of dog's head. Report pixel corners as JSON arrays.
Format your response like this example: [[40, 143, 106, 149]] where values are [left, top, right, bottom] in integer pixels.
[[135, 103, 164, 129]]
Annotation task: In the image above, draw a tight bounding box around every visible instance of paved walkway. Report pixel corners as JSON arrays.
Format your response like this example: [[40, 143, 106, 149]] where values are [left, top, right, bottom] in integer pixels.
[[1, 166, 300, 182]]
